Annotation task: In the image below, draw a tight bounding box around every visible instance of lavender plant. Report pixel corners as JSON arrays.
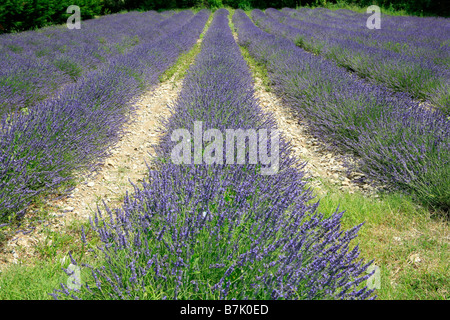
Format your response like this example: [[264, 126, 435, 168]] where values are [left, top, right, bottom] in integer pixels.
[[51, 9, 375, 301], [234, 10, 450, 211], [0, 10, 210, 222]]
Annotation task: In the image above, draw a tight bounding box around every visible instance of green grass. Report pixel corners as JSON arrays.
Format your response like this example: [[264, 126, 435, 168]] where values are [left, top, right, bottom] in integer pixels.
[[0, 218, 100, 300], [0, 261, 72, 300], [312, 183, 449, 300], [53, 58, 83, 81], [114, 35, 140, 55], [7, 44, 23, 53]]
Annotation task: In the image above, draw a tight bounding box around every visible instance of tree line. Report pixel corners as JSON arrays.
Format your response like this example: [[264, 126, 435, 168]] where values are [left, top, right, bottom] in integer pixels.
[[0, 0, 448, 34]]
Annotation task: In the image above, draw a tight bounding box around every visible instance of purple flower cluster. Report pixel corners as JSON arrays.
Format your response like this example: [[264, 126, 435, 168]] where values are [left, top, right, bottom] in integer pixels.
[[0, 10, 194, 114], [255, 8, 450, 114], [0, 10, 210, 221], [51, 9, 374, 300], [234, 10, 450, 211]]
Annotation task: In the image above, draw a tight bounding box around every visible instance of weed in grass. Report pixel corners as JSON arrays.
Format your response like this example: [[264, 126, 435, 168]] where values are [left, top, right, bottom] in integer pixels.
[[117, 166, 128, 175]]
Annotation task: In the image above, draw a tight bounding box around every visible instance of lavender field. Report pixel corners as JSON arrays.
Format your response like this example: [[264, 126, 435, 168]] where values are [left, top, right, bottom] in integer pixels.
[[0, 7, 448, 302]]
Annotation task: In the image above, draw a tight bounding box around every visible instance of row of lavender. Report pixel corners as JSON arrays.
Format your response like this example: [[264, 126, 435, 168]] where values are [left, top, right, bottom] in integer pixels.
[[234, 10, 449, 211], [52, 9, 374, 300], [0, 10, 210, 222], [255, 9, 450, 114], [0, 10, 194, 115]]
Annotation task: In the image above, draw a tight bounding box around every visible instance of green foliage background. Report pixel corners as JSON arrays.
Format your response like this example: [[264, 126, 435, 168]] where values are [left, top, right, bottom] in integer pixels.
[[0, 0, 448, 33], [0, 0, 102, 33]]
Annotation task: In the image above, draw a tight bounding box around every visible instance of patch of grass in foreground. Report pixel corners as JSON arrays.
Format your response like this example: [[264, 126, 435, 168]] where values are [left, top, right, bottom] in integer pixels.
[[0, 261, 69, 300], [0, 218, 100, 300], [313, 184, 449, 300], [0, 255, 96, 300]]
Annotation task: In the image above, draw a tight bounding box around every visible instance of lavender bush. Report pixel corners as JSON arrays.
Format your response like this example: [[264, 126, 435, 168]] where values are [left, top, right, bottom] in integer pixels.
[[51, 9, 375, 300], [0, 10, 210, 222], [256, 8, 450, 114], [234, 10, 449, 211]]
